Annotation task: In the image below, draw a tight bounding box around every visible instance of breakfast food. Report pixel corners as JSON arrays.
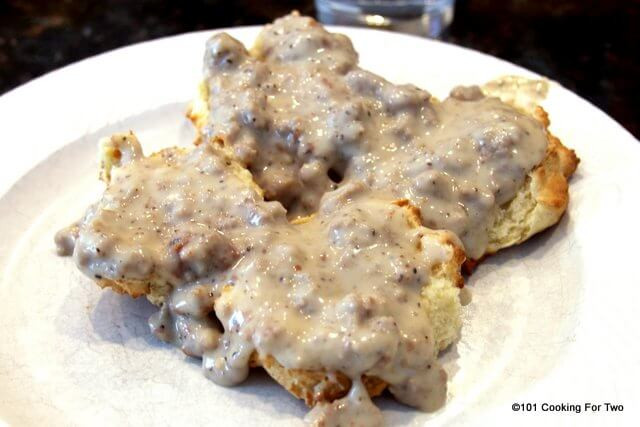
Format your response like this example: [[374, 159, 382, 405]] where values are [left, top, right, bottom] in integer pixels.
[[56, 133, 466, 426], [56, 12, 579, 427], [189, 13, 578, 262]]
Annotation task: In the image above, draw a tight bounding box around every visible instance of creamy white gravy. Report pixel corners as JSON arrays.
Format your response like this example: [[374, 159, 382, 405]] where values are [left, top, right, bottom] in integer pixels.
[[57, 134, 458, 425], [202, 13, 548, 259], [56, 12, 552, 426], [56, 135, 285, 287]]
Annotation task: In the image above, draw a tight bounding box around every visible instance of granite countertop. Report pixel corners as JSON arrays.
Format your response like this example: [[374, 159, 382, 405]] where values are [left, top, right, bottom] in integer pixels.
[[1, 0, 638, 137]]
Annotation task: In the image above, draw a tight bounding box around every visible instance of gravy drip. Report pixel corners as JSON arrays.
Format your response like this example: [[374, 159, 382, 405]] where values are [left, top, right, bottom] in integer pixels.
[[202, 13, 548, 258], [304, 379, 384, 426]]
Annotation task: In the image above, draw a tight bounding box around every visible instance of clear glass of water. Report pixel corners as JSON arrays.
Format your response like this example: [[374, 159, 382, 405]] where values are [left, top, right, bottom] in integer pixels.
[[315, 0, 455, 38]]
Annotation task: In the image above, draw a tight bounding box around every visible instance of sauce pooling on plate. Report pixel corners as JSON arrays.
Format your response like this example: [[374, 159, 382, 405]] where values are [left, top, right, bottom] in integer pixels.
[[202, 13, 548, 259]]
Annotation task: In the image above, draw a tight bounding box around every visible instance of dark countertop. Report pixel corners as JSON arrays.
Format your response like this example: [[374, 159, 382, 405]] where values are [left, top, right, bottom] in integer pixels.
[[1, 0, 638, 137]]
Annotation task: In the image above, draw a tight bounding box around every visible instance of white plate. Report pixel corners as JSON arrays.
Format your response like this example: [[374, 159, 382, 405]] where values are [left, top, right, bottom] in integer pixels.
[[0, 26, 638, 427]]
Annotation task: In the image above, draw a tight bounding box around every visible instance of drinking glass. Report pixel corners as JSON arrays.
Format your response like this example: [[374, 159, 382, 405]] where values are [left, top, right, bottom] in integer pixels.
[[315, 0, 455, 38]]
